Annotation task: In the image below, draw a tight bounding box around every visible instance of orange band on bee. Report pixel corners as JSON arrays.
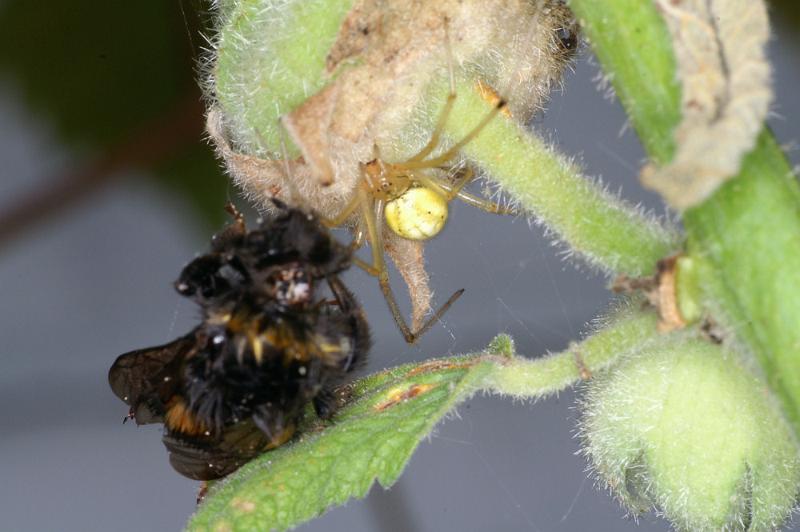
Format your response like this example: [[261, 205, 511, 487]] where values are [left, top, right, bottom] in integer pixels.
[[165, 397, 208, 437]]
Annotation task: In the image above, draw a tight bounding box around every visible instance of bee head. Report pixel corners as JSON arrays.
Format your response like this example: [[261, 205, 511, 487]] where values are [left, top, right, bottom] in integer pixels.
[[175, 255, 249, 304], [250, 206, 350, 276]]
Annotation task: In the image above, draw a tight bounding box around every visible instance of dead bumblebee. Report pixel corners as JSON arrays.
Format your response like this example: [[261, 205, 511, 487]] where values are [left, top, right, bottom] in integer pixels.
[[108, 202, 370, 480]]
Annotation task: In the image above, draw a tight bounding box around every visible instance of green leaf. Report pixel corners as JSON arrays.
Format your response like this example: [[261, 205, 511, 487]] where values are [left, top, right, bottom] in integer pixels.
[[188, 356, 494, 531], [683, 133, 800, 434], [188, 307, 657, 531]]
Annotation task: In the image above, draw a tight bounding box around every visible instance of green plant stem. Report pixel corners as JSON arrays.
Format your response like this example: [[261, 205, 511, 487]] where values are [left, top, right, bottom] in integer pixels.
[[486, 307, 658, 397], [569, 0, 800, 434], [568, 0, 681, 164], [440, 81, 678, 277]]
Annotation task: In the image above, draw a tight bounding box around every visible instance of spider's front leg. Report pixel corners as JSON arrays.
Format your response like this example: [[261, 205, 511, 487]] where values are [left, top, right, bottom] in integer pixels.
[[208, 202, 248, 252], [415, 167, 518, 216], [350, 188, 464, 343]]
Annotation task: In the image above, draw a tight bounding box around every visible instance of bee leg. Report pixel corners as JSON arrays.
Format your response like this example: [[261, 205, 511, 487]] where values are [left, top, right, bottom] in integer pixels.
[[196, 482, 209, 505], [209, 202, 247, 251], [313, 388, 338, 420], [326, 274, 370, 371], [326, 274, 359, 312]]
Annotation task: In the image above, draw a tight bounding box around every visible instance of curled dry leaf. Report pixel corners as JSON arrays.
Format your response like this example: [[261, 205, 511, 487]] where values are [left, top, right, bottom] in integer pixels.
[[642, 0, 771, 210], [206, 0, 577, 332], [383, 233, 431, 330]]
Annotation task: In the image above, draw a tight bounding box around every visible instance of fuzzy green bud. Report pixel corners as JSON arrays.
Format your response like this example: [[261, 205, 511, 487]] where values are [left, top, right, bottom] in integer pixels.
[[205, 0, 577, 215], [580, 335, 800, 531]]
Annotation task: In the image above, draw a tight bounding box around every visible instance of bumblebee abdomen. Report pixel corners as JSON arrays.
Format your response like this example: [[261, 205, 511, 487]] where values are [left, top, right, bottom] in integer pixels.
[[111, 203, 370, 480], [164, 396, 209, 437]]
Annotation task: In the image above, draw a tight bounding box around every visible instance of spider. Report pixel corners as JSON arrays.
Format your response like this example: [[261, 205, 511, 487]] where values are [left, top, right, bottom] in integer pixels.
[[207, 5, 579, 344], [321, 81, 515, 344]]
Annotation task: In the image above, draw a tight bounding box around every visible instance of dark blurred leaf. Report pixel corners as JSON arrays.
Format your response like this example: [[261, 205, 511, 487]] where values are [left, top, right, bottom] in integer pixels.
[[0, 2, 189, 144], [0, 0, 227, 227], [770, 0, 800, 33], [158, 141, 231, 227]]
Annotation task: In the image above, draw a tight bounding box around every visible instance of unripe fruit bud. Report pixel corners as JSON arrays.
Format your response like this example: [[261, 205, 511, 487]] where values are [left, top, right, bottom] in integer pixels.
[[205, 0, 577, 215], [204, 0, 578, 329], [580, 336, 800, 531]]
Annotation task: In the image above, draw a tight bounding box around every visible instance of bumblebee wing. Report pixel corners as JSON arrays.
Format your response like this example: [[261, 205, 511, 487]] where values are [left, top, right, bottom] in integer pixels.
[[108, 331, 197, 424], [163, 420, 272, 480]]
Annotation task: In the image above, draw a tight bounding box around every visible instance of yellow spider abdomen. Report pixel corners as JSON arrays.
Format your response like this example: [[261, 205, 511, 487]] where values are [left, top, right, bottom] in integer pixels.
[[384, 187, 448, 240]]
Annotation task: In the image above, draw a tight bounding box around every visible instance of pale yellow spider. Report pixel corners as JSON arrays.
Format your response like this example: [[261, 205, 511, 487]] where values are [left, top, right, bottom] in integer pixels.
[[324, 86, 516, 344], [208, 8, 570, 344]]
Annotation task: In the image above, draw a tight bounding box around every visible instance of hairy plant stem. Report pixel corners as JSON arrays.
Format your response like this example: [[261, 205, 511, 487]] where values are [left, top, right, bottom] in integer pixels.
[[437, 81, 679, 277], [485, 307, 659, 397]]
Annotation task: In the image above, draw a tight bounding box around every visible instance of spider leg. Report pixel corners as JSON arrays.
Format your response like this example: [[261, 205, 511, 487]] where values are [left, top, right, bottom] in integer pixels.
[[401, 98, 507, 171], [450, 189, 517, 215], [443, 166, 474, 199], [353, 252, 464, 343], [407, 17, 458, 164], [350, 226, 367, 250], [413, 168, 517, 215], [409, 167, 473, 200], [363, 190, 388, 275], [376, 270, 464, 344], [407, 92, 457, 163], [352, 188, 464, 343], [322, 191, 363, 228]]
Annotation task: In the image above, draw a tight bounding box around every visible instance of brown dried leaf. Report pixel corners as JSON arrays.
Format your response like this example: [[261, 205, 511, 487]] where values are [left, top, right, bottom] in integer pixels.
[[384, 232, 432, 331], [642, 0, 771, 210]]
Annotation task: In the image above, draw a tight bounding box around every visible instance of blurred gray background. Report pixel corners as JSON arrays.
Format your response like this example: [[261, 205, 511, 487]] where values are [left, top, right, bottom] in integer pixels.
[[1, 6, 799, 532]]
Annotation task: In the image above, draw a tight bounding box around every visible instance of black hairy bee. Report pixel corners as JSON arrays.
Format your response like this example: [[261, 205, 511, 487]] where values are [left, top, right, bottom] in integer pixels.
[[108, 202, 370, 480]]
